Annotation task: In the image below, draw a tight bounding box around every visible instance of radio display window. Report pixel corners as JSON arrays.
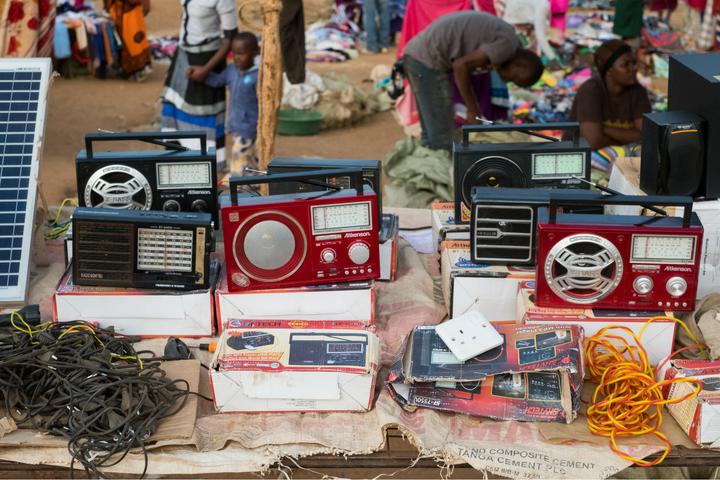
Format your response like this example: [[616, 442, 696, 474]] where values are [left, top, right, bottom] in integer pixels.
[[327, 343, 364, 353], [631, 235, 696, 264], [312, 202, 372, 233], [532, 153, 585, 177], [156, 162, 212, 189], [325, 176, 351, 190], [137, 228, 194, 272]]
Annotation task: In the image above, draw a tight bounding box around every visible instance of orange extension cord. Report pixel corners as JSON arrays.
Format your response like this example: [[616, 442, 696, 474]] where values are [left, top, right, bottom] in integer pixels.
[[584, 316, 708, 466]]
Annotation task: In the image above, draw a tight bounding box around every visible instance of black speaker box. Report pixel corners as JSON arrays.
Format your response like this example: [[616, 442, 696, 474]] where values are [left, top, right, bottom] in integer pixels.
[[640, 111, 706, 197], [668, 53, 720, 199], [267, 158, 382, 222]]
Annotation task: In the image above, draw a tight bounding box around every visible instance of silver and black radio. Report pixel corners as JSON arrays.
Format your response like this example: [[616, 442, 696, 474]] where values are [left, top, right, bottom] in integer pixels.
[[454, 123, 591, 224], [76, 132, 219, 227], [287, 332, 368, 367], [71, 207, 215, 290], [470, 187, 604, 266]]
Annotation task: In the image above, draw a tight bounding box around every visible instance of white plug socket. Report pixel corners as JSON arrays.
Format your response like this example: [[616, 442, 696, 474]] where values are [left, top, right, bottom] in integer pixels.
[[436, 311, 504, 362]]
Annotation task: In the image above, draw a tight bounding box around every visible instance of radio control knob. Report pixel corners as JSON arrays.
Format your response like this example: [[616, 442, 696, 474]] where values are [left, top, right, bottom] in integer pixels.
[[191, 199, 208, 213], [633, 276, 654, 294], [322, 249, 335, 263], [348, 243, 370, 265], [666, 277, 688, 297], [163, 200, 181, 212]]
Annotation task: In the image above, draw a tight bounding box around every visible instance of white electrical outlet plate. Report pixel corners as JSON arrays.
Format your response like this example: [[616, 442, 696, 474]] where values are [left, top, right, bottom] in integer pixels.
[[436, 311, 504, 362]]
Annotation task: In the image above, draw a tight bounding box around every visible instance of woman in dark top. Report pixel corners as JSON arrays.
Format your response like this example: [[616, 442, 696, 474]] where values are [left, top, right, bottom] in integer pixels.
[[566, 39, 651, 150]]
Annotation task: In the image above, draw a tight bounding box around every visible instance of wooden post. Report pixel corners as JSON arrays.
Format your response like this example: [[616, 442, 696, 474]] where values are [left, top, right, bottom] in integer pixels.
[[239, 0, 283, 196]]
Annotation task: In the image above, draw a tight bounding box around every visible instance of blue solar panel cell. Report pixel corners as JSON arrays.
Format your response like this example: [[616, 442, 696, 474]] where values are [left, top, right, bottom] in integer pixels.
[[0, 83, 11, 91], [29, 102, 37, 111], [22, 156, 30, 165], [8, 123, 23, 132], [9, 276, 18, 286], [0, 103, 9, 111], [0, 277, 8, 287], [13, 225, 23, 235], [9, 262, 19, 273], [10, 103, 27, 112], [0, 189, 18, 199], [0, 113, 8, 122], [9, 113, 25, 121], [19, 178, 28, 188], [11, 250, 20, 261], [0, 214, 12, 222], [0, 251, 11, 261], [15, 72, 31, 80], [29, 92, 38, 100], [0, 238, 11, 248], [0, 226, 11, 235], [0, 179, 17, 188], [13, 82, 30, 90], [30, 82, 39, 90], [5, 145, 21, 154], [12, 92, 28, 101], [7, 134, 23, 143], [0, 73, 13, 80], [2, 167, 19, 176], [23, 146, 32, 154], [0, 202, 16, 212], [0, 93, 9, 101], [15, 213, 23, 223], [27, 113, 36, 121], [0, 263, 9, 274]]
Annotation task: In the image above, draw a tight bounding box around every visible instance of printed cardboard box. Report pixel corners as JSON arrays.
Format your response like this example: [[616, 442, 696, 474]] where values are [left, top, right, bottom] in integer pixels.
[[660, 359, 720, 447], [517, 281, 676, 366], [431, 203, 469, 252], [214, 264, 375, 334], [386, 324, 584, 423], [441, 240, 534, 321], [210, 319, 380, 413], [53, 260, 218, 337]]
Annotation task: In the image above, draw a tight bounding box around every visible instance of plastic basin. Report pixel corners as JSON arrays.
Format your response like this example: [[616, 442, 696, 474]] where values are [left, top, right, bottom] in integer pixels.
[[277, 109, 324, 136]]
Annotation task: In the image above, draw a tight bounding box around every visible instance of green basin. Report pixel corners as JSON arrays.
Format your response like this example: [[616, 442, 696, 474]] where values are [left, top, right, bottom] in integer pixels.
[[277, 109, 324, 136]]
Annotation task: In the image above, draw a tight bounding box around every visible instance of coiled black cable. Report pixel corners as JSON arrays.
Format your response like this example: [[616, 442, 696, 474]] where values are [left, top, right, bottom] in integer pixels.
[[0, 317, 190, 479]]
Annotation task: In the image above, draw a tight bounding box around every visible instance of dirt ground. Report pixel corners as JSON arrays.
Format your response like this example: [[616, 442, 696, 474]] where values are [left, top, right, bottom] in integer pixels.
[[41, 0, 406, 206]]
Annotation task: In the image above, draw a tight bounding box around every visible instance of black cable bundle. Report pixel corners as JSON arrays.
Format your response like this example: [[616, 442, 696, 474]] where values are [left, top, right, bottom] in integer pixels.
[[0, 318, 190, 479]]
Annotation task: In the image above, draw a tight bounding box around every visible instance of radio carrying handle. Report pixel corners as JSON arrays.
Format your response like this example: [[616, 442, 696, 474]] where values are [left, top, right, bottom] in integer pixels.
[[229, 168, 365, 206], [461, 122, 581, 148], [548, 192, 695, 226], [85, 132, 208, 158]]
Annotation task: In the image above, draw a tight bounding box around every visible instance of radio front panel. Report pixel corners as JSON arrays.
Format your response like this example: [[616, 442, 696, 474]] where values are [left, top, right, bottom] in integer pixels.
[[222, 187, 380, 291], [72, 208, 214, 290], [535, 211, 703, 311]]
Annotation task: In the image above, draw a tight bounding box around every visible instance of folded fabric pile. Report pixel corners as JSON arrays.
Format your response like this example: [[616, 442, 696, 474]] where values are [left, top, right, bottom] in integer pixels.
[[148, 36, 178, 64], [305, 5, 363, 63]]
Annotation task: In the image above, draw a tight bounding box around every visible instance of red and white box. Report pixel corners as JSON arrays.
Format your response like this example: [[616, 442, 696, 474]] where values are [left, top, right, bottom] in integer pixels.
[[518, 281, 676, 366], [214, 264, 375, 334], [210, 319, 380, 413], [53, 261, 218, 337], [660, 360, 720, 447]]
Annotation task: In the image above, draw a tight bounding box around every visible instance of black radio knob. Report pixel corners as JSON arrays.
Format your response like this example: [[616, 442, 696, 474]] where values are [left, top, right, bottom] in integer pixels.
[[163, 200, 181, 212], [190, 200, 207, 213], [191, 199, 208, 213]]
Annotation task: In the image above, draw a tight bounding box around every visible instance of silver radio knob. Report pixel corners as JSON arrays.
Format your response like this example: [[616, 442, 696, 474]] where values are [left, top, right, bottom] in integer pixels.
[[633, 276, 654, 294], [348, 243, 370, 265], [322, 249, 335, 263], [666, 277, 688, 297]]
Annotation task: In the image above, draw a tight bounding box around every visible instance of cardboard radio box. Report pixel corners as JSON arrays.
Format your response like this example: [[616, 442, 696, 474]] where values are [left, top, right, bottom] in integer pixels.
[[386, 324, 584, 423], [214, 264, 375, 334], [432, 203, 469, 252], [210, 319, 380, 413], [379, 213, 400, 281], [518, 281, 675, 366], [441, 240, 534, 321], [608, 156, 720, 300], [660, 360, 720, 447], [53, 260, 219, 337]]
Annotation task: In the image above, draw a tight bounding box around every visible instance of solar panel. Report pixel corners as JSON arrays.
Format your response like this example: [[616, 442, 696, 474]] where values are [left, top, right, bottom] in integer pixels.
[[0, 59, 51, 307]]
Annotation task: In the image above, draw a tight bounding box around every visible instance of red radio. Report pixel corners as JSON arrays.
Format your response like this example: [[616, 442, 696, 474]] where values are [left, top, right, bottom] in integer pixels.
[[222, 169, 380, 291], [535, 194, 703, 311]]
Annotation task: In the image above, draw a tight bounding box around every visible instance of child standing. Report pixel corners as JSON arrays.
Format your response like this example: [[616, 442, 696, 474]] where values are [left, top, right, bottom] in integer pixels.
[[202, 32, 259, 178]]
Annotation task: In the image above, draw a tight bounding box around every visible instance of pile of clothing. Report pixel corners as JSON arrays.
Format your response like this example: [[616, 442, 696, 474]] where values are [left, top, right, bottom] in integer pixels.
[[148, 36, 178, 64], [281, 71, 393, 130], [54, 8, 118, 76], [305, 5, 363, 63]]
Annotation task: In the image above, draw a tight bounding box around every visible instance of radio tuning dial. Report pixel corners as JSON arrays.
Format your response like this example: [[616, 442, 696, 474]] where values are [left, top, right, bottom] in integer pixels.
[[348, 243, 370, 265], [666, 277, 688, 297], [191, 199, 208, 213], [633, 276, 654, 294], [322, 249, 335, 263], [163, 200, 181, 212]]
